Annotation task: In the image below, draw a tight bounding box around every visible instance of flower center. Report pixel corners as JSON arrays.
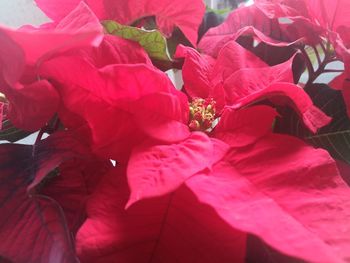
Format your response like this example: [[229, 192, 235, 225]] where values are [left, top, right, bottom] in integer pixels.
[[188, 98, 216, 131]]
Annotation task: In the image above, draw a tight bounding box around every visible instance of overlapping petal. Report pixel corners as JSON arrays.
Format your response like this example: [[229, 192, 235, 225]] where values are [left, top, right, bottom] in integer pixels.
[[214, 106, 277, 147], [187, 133, 350, 263], [41, 157, 113, 234], [177, 41, 329, 132], [41, 50, 188, 159], [0, 132, 89, 263], [76, 168, 247, 263], [35, 0, 205, 46], [198, 4, 312, 57], [127, 132, 228, 206], [0, 2, 103, 131]]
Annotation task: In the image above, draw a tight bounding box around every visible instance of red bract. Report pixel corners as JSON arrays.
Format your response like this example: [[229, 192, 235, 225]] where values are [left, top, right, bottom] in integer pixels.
[[198, 3, 322, 57], [1, 1, 350, 262], [76, 104, 350, 263], [76, 168, 247, 263], [253, 0, 350, 120], [126, 132, 228, 206], [40, 44, 189, 160], [306, 0, 350, 32], [176, 42, 331, 133], [35, 0, 205, 46], [41, 157, 113, 234], [0, 132, 88, 263], [0, 2, 103, 131]]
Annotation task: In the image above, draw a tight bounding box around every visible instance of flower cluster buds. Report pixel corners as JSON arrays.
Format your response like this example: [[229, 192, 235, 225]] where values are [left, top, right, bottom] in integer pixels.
[[188, 97, 216, 131]]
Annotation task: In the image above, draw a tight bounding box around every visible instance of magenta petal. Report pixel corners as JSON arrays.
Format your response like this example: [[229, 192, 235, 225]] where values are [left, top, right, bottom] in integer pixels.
[[306, 0, 350, 31], [127, 132, 223, 206], [231, 82, 331, 133], [128, 92, 190, 143], [35, 0, 81, 21], [0, 2, 103, 131], [41, 56, 185, 158], [42, 157, 112, 234], [7, 80, 59, 131], [5, 2, 103, 65], [36, 0, 205, 46], [199, 5, 289, 56], [76, 168, 246, 263], [0, 133, 88, 263], [174, 45, 215, 98], [27, 132, 88, 191], [102, 0, 205, 46], [187, 133, 350, 263], [211, 40, 268, 84], [222, 54, 295, 104], [88, 35, 152, 67], [214, 105, 277, 147], [0, 30, 25, 87]]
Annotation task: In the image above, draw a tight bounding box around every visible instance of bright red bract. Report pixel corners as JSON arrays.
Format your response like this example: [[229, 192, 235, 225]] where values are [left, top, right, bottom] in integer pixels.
[[1, 1, 350, 263]]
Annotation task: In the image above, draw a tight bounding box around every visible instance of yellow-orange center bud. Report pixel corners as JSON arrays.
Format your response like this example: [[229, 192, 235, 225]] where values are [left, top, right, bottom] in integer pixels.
[[188, 98, 216, 131]]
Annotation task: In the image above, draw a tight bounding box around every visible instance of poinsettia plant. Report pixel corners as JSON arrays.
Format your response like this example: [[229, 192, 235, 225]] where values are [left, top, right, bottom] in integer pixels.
[[1, 0, 350, 262]]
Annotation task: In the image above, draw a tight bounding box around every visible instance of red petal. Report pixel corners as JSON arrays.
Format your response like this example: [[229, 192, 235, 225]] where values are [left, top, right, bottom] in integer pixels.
[[306, 0, 350, 31], [174, 44, 215, 98], [0, 2, 103, 131], [126, 92, 190, 143], [104, 0, 205, 46], [6, 80, 59, 131], [76, 168, 246, 263], [42, 157, 112, 234], [230, 82, 331, 133], [0, 133, 87, 263], [330, 71, 347, 90], [28, 132, 89, 191], [36, 0, 205, 46], [187, 133, 350, 263], [41, 53, 186, 159], [4, 2, 102, 65], [222, 53, 295, 104], [88, 35, 152, 67], [175, 41, 267, 103], [211, 40, 268, 84], [0, 30, 24, 87], [127, 132, 227, 206], [34, 0, 81, 21], [214, 105, 277, 147], [199, 5, 295, 57]]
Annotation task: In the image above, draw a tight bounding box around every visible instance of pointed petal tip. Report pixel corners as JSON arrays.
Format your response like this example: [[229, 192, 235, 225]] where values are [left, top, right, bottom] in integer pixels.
[[125, 196, 138, 210]]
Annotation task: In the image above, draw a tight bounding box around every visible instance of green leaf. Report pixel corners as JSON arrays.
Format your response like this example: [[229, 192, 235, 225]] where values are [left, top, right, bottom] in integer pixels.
[[103, 20, 171, 61], [275, 83, 350, 163], [205, 6, 231, 16], [0, 119, 33, 142]]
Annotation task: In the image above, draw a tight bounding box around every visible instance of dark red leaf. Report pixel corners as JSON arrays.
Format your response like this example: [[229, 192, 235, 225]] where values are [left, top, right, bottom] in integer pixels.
[[0, 132, 87, 263], [41, 157, 112, 234]]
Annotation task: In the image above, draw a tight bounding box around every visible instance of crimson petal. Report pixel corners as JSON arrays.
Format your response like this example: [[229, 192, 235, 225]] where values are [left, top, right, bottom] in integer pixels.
[[76, 168, 246, 263], [0, 132, 88, 263], [127, 132, 228, 207], [187, 133, 350, 263]]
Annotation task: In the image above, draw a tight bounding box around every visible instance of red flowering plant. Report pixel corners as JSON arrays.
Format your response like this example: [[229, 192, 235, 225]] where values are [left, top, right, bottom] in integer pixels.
[[1, 0, 350, 262]]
